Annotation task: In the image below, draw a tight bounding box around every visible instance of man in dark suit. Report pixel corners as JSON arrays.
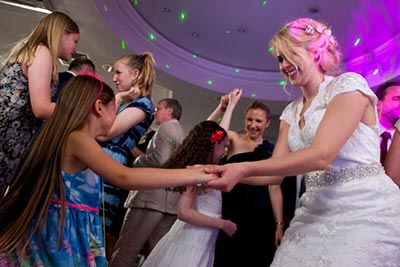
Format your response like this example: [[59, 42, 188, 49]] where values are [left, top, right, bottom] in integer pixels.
[[375, 81, 400, 164], [52, 57, 95, 101]]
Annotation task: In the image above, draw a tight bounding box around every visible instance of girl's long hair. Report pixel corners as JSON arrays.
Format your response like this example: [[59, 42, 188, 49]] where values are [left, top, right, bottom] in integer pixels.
[[5, 11, 79, 82], [163, 120, 227, 192], [0, 76, 114, 254]]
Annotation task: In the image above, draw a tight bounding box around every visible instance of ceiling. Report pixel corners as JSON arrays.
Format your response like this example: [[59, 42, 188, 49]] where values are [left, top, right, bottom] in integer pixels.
[[1, 0, 400, 141]]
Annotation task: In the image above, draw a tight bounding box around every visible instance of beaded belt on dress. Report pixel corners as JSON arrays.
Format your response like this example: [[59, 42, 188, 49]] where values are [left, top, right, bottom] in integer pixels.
[[304, 163, 384, 188]]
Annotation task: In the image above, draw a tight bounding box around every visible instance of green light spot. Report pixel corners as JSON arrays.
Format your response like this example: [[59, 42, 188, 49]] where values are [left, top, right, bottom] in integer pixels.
[[121, 41, 126, 50], [235, 69, 240, 73], [134, 0, 138, 5], [279, 80, 286, 86], [104, 4, 108, 11], [192, 54, 197, 59], [165, 64, 170, 69], [179, 11, 186, 21], [262, 0, 267, 5], [251, 93, 257, 97], [207, 80, 213, 86], [167, 137, 173, 143], [268, 47, 273, 52], [218, 117, 222, 123], [148, 33, 156, 41]]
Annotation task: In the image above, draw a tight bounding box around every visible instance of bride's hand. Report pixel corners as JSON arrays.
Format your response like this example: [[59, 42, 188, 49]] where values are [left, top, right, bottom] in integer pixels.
[[205, 163, 245, 192]]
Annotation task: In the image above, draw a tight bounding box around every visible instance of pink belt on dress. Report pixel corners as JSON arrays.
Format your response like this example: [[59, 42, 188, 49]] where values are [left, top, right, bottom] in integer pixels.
[[51, 198, 99, 213]]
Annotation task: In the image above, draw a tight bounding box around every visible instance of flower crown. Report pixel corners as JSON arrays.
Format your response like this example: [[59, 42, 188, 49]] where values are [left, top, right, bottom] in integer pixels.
[[285, 23, 335, 45], [210, 130, 225, 144]]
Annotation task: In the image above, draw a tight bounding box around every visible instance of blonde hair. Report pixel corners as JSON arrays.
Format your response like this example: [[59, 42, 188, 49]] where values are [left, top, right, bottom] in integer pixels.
[[116, 52, 155, 98], [0, 75, 114, 254], [270, 18, 342, 75], [5, 11, 79, 82]]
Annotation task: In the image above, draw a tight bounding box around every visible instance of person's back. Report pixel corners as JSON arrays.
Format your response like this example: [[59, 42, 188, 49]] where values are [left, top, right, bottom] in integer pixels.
[[53, 57, 96, 102]]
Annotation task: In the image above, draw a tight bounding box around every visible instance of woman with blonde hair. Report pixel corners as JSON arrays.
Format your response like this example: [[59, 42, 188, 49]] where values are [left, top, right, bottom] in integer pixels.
[[96, 53, 155, 258], [0, 11, 79, 197], [207, 17, 400, 265], [0, 74, 214, 266]]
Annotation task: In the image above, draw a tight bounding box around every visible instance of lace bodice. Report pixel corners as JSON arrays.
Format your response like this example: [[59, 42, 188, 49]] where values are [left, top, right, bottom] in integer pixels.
[[280, 72, 380, 169]]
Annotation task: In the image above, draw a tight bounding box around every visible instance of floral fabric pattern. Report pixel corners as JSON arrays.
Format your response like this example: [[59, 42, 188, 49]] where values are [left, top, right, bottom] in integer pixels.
[[3, 169, 106, 266], [0, 62, 56, 196]]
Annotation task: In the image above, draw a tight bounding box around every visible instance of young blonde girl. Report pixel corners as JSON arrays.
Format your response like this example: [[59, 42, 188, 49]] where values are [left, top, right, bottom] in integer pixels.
[[0, 75, 214, 266], [143, 121, 237, 267], [97, 53, 155, 257], [0, 11, 79, 197]]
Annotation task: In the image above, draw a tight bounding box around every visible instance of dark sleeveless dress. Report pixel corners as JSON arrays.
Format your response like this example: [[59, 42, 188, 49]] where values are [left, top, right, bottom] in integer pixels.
[[214, 140, 276, 267]]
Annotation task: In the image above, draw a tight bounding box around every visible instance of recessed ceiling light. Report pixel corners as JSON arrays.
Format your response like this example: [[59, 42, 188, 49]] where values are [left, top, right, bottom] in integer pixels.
[[102, 64, 114, 73], [192, 32, 199, 38], [308, 6, 320, 14], [164, 7, 170, 12], [238, 27, 246, 33]]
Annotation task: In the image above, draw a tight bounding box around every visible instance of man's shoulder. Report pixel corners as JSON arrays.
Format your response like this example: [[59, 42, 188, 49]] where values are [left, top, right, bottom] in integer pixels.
[[159, 119, 184, 131]]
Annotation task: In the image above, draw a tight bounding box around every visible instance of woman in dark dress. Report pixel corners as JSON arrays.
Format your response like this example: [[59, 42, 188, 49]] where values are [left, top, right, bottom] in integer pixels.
[[208, 88, 284, 266]]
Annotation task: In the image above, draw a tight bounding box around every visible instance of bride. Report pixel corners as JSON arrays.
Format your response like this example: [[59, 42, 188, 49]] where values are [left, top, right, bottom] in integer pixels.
[[207, 17, 400, 266]]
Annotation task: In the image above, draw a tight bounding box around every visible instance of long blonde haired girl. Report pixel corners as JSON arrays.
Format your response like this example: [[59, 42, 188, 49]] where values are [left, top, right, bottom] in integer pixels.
[[0, 11, 79, 197]]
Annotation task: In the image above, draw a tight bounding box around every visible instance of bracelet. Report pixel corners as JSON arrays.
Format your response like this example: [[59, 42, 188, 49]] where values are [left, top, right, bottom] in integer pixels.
[[276, 221, 285, 227], [117, 94, 123, 103]]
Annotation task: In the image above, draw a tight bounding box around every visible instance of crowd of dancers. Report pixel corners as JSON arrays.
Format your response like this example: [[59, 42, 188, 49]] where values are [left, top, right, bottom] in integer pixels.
[[0, 11, 400, 267]]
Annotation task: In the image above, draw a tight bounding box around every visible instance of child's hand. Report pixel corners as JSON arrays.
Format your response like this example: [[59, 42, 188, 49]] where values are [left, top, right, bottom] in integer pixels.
[[221, 219, 237, 237]]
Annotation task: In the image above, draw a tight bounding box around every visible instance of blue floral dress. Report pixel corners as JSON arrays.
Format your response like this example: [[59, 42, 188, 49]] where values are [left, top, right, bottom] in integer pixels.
[[3, 169, 106, 267], [0, 62, 56, 197], [100, 96, 153, 234]]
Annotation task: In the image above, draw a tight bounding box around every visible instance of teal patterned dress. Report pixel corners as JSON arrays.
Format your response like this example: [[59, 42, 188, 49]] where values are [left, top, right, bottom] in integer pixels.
[[3, 169, 106, 266]]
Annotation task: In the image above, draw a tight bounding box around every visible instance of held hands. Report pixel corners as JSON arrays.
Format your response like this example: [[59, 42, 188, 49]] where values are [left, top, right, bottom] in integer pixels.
[[204, 163, 245, 192], [219, 88, 242, 111], [228, 88, 242, 107], [221, 219, 237, 238], [186, 165, 219, 186]]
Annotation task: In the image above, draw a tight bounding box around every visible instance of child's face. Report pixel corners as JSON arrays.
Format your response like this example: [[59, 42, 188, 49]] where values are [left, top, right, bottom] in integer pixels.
[[211, 137, 228, 164]]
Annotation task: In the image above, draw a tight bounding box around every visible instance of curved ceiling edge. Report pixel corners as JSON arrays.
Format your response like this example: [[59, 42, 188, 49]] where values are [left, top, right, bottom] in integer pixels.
[[345, 33, 400, 87], [94, 0, 293, 101]]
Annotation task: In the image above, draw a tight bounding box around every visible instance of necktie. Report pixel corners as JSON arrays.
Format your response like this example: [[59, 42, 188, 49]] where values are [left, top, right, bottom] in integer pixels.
[[380, 131, 391, 164]]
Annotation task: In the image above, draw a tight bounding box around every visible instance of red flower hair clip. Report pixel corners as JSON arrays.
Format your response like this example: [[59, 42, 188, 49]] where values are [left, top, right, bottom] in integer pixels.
[[210, 130, 225, 144]]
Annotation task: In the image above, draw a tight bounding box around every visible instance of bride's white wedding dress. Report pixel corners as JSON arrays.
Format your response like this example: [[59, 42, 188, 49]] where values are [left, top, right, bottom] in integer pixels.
[[272, 73, 400, 267]]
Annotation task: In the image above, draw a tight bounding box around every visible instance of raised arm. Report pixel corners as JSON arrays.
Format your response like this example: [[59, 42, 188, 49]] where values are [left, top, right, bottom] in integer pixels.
[[218, 88, 242, 131], [27, 45, 55, 120], [385, 120, 400, 187], [69, 131, 215, 189], [207, 94, 229, 122], [177, 187, 237, 237], [207, 90, 372, 192]]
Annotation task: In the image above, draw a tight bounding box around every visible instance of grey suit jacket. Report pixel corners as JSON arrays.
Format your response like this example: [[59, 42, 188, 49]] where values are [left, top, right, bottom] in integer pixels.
[[124, 119, 185, 214]]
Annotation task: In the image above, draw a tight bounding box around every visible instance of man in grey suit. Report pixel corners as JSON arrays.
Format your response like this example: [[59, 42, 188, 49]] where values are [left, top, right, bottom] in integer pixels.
[[110, 98, 185, 267]]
